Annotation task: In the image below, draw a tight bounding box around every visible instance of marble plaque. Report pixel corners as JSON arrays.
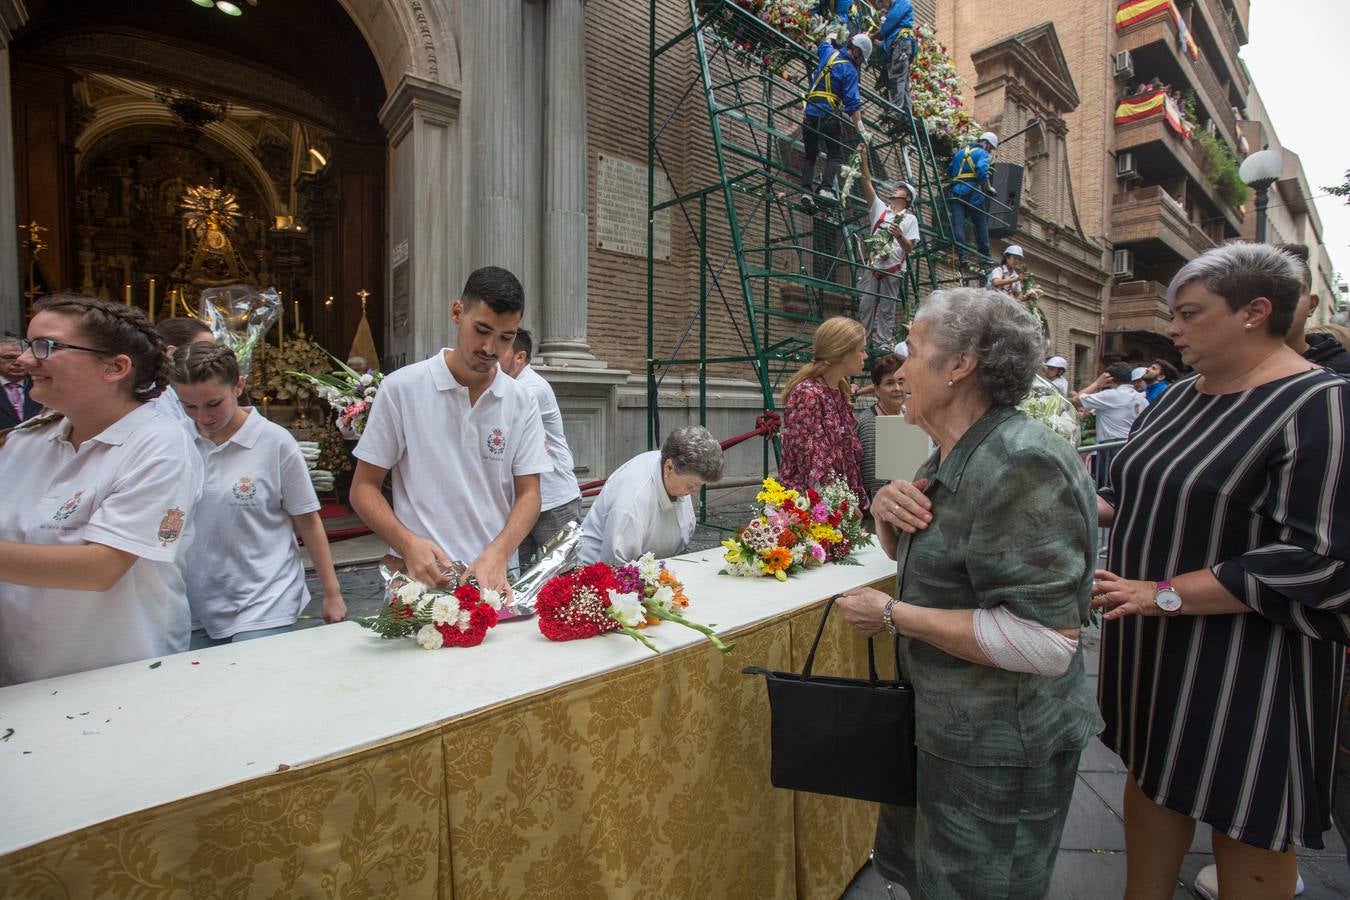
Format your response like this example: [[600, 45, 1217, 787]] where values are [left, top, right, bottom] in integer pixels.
[[596, 153, 670, 261]]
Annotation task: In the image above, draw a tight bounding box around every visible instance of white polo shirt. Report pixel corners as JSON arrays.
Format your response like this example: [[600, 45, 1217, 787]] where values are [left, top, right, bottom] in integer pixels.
[[579, 451, 696, 566], [515, 364, 581, 511], [354, 351, 551, 566], [1080, 384, 1149, 441], [0, 404, 203, 685], [186, 410, 321, 639], [866, 198, 920, 273], [152, 386, 188, 421]]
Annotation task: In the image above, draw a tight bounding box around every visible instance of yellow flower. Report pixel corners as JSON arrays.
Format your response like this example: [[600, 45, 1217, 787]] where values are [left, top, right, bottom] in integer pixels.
[[722, 539, 747, 564], [756, 476, 798, 506], [809, 524, 842, 543]]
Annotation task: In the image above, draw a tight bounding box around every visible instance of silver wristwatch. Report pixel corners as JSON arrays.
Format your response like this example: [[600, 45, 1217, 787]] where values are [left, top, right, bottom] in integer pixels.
[[883, 597, 901, 635]]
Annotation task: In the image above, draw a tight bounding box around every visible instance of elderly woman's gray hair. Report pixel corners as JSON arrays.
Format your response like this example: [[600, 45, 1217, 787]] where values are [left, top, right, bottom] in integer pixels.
[[661, 425, 725, 483], [1165, 242, 1302, 337], [914, 288, 1044, 408]]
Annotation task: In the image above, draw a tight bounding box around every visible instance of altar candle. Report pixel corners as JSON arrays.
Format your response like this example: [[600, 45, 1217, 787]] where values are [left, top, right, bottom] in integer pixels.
[[124, 283, 131, 306], [148, 278, 156, 322], [169, 288, 178, 318], [294, 299, 300, 334], [277, 314, 284, 352]]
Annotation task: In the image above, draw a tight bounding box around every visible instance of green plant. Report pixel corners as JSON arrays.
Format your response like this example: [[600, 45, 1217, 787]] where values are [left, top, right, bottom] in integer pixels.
[[1325, 169, 1350, 202], [1193, 130, 1249, 209]]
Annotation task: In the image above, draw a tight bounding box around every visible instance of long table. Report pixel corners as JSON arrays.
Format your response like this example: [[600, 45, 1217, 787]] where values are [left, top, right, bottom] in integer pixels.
[[0, 544, 898, 898]]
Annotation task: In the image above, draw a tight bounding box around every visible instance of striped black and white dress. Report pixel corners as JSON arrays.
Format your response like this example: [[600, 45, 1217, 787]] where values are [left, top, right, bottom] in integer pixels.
[[1099, 368, 1350, 851]]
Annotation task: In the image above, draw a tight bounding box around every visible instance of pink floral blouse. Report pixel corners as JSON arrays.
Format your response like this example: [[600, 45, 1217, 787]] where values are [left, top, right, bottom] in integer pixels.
[[779, 377, 867, 508]]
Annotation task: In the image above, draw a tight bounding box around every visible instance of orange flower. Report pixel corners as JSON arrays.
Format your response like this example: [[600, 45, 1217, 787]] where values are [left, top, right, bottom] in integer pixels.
[[778, 528, 798, 548], [659, 569, 691, 607], [761, 547, 792, 573]]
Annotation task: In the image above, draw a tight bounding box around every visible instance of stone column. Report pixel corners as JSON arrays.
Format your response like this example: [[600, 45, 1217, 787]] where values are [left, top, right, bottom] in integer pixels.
[[0, 42, 22, 337], [466, 0, 525, 278], [379, 75, 463, 366], [538, 0, 597, 364]]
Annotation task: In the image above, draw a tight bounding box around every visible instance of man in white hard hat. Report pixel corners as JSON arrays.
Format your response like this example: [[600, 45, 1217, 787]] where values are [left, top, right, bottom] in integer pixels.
[[856, 137, 920, 350], [1042, 356, 1069, 396], [799, 33, 871, 211], [987, 244, 1025, 301], [947, 131, 997, 268]]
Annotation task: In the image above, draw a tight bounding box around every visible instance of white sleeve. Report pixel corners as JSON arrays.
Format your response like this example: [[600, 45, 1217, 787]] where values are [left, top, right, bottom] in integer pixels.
[[603, 510, 647, 566], [901, 212, 920, 241], [1077, 391, 1111, 413], [86, 445, 202, 563], [278, 435, 322, 517], [353, 379, 405, 470], [972, 605, 1079, 677], [510, 394, 551, 477]]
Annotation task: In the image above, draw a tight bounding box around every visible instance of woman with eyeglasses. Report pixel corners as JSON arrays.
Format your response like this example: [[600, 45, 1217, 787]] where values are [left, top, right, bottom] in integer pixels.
[[0, 295, 203, 686]]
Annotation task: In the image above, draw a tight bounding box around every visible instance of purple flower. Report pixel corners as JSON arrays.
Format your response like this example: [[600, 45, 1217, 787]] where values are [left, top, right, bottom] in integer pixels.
[[811, 502, 830, 523], [615, 565, 642, 596]]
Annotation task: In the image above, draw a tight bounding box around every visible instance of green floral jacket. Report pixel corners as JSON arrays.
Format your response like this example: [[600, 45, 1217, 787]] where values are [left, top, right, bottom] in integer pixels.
[[895, 405, 1103, 767]]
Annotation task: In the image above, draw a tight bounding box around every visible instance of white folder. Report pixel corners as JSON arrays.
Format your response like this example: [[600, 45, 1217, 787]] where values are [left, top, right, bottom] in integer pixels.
[[874, 414, 934, 482]]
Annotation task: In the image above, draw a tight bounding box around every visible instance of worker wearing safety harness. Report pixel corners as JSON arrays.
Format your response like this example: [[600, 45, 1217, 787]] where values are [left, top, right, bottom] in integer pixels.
[[799, 34, 870, 212], [872, 0, 917, 116], [856, 142, 919, 350], [947, 131, 997, 268]]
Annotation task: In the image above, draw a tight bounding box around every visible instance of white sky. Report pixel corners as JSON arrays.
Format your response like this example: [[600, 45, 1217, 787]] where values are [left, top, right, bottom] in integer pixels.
[[1242, 0, 1350, 283]]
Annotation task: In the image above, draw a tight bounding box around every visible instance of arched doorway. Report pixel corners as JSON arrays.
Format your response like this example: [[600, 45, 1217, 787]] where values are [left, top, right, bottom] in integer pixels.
[[9, 0, 388, 359]]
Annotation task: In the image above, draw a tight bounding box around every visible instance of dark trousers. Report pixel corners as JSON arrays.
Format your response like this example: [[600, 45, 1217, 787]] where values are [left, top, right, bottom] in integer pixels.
[[886, 43, 913, 116], [949, 192, 989, 262], [801, 112, 845, 192]]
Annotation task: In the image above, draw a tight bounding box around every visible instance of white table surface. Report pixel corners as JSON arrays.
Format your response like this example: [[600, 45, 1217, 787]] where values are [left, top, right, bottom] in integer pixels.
[[0, 544, 895, 855]]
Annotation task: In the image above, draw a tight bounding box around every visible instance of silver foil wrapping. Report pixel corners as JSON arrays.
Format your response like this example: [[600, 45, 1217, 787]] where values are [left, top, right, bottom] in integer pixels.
[[504, 521, 583, 618]]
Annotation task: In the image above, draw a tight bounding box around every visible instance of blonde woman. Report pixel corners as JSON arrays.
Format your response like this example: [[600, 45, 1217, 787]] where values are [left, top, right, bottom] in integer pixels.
[[778, 316, 868, 506]]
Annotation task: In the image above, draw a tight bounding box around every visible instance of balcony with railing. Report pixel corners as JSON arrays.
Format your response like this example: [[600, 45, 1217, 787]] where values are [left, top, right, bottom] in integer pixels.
[[1112, 185, 1216, 262], [1115, 17, 1238, 149], [1190, 0, 1247, 96], [1106, 279, 1172, 335], [1114, 113, 1244, 235]]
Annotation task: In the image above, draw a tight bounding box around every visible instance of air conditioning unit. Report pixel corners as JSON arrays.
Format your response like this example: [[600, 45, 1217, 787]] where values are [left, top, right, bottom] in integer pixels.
[[1115, 152, 1138, 179], [1112, 51, 1135, 79], [1112, 249, 1135, 279]]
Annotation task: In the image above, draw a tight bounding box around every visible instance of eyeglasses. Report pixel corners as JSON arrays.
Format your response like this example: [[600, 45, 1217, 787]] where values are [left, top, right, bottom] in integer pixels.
[[4, 332, 109, 360]]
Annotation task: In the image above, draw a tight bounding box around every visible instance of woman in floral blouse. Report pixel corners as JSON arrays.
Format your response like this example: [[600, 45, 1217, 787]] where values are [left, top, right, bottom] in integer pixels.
[[778, 316, 868, 507]]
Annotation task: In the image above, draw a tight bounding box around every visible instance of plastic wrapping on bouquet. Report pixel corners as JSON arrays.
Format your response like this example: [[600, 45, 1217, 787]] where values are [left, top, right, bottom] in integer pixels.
[[199, 284, 282, 379], [505, 521, 583, 619]]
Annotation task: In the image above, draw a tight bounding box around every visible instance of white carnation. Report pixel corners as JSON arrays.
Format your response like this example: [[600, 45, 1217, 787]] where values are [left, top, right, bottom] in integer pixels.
[[649, 584, 677, 614], [430, 595, 460, 626], [636, 553, 661, 585], [479, 588, 504, 611], [606, 590, 644, 628], [416, 624, 443, 650], [457, 609, 473, 630], [396, 581, 426, 606], [360, 373, 374, 385]]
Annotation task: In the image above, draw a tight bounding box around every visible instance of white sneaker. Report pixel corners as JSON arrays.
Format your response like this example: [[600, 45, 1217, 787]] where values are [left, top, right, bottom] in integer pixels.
[[1193, 863, 1304, 898]]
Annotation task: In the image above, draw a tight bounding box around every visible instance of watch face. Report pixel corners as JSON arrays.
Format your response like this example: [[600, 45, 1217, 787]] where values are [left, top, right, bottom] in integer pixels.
[[1156, 589, 1182, 613]]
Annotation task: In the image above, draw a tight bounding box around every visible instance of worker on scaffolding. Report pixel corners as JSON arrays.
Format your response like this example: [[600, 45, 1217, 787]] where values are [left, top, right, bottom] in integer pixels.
[[856, 145, 919, 350], [947, 131, 997, 270], [872, 0, 916, 117], [815, 0, 855, 28], [799, 33, 871, 212]]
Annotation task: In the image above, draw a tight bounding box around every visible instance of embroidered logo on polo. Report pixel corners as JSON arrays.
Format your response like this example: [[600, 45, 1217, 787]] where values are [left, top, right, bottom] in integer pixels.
[[158, 507, 185, 546], [52, 491, 84, 521], [231, 476, 257, 502], [486, 427, 507, 457]]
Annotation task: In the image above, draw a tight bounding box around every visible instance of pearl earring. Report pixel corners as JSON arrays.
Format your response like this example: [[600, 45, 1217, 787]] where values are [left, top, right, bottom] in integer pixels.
[[947, 379, 955, 387], [1244, 323, 1253, 330]]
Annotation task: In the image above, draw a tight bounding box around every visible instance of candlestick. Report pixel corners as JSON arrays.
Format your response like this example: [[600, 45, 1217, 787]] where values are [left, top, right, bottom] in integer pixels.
[[293, 299, 300, 334], [168, 288, 178, 318], [148, 278, 157, 322], [124, 282, 132, 306], [277, 314, 284, 353]]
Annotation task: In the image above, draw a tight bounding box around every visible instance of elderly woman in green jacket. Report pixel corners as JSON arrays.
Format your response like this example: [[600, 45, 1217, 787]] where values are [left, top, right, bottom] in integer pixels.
[[838, 287, 1102, 899]]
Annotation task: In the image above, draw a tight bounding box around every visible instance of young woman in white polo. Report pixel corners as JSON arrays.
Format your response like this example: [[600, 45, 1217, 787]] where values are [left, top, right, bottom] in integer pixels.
[[169, 344, 346, 648], [0, 295, 203, 685]]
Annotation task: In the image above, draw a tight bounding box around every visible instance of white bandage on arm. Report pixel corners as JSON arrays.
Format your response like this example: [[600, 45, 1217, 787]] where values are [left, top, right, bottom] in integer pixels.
[[972, 606, 1079, 677]]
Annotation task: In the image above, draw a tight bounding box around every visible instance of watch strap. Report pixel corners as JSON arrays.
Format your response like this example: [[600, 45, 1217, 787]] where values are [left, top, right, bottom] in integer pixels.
[[883, 597, 900, 635]]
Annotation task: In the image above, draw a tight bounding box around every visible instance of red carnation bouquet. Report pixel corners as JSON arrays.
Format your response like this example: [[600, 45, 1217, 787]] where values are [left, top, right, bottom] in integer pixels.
[[356, 575, 504, 649]]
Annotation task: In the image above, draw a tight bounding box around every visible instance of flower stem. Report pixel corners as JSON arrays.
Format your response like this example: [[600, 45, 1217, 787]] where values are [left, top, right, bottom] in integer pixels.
[[620, 625, 660, 654], [643, 605, 735, 654]]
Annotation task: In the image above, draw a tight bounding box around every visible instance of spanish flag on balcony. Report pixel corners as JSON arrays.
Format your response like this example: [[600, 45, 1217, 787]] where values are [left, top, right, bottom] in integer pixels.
[[1115, 0, 1200, 60], [1114, 88, 1193, 138]]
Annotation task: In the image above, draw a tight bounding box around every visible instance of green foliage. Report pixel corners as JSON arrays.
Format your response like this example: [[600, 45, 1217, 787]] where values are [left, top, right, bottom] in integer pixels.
[[1193, 130, 1249, 209], [1324, 170, 1350, 202]]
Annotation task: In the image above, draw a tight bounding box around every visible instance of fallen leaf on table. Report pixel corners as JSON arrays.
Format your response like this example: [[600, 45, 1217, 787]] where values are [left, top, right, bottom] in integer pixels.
[[149, 661, 162, 669]]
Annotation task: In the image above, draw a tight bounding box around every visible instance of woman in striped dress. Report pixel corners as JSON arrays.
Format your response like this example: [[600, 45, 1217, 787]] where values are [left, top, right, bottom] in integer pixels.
[[1092, 243, 1350, 899]]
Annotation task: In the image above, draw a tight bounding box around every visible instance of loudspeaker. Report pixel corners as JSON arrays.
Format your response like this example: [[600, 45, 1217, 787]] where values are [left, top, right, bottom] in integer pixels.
[[986, 163, 1023, 239]]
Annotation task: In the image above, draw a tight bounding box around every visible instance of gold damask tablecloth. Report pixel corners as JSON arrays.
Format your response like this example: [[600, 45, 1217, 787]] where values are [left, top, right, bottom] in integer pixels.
[[0, 581, 895, 899]]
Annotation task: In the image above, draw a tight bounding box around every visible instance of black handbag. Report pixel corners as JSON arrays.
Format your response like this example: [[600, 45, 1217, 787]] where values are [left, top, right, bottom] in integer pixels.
[[743, 595, 916, 806]]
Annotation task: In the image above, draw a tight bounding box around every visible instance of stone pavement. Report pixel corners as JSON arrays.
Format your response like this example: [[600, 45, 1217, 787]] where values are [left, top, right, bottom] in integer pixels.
[[294, 494, 1350, 900]]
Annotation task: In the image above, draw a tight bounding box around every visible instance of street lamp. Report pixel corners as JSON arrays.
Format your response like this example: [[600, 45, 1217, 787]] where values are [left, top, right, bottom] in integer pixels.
[[1238, 147, 1283, 243]]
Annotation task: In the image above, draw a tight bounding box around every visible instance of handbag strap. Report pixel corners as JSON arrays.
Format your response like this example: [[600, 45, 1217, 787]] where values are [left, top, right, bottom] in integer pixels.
[[802, 595, 883, 686]]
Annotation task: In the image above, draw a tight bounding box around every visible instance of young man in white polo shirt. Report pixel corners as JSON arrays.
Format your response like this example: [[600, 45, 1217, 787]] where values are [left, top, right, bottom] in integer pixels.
[[350, 267, 551, 595], [499, 328, 582, 566], [1073, 361, 1149, 442]]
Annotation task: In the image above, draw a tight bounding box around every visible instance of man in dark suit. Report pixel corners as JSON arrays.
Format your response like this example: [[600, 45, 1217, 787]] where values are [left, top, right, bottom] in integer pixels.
[[0, 338, 41, 429]]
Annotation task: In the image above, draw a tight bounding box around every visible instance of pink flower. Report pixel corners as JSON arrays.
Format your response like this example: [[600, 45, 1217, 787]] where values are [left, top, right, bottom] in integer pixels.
[[808, 541, 826, 562], [811, 502, 830, 523]]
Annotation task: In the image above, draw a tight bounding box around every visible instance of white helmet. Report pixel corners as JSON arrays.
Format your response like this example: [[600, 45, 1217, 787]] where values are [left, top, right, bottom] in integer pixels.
[[1004, 244, 1024, 258], [980, 131, 999, 149], [850, 33, 873, 60]]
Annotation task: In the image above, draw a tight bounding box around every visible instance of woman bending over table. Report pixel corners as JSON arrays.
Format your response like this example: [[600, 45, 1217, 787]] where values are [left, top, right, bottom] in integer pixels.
[[0, 295, 203, 685], [778, 316, 868, 506], [170, 344, 346, 648], [1092, 243, 1350, 900], [838, 287, 1101, 899]]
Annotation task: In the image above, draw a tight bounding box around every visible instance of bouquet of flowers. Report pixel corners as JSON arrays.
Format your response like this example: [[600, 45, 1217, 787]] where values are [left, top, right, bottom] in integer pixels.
[[199, 284, 281, 379], [617, 553, 734, 653], [1018, 374, 1082, 446], [721, 476, 871, 581], [289, 354, 383, 439], [904, 24, 983, 158], [356, 572, 504, 649]]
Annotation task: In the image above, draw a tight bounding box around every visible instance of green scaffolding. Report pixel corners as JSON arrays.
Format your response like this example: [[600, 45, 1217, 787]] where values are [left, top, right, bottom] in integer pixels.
[[646, 0, 1004, 520]]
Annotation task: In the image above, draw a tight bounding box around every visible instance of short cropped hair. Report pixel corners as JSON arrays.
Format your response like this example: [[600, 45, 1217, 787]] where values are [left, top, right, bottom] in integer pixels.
[[513, 327, 533, 360], [1165, 243, 1302, 337], [1105, 362, 1134, 385], [870, 353, 905, 386], [912, 288, 1045, 408], [461, 266, 525, 316], [660, 425, 725, 483]]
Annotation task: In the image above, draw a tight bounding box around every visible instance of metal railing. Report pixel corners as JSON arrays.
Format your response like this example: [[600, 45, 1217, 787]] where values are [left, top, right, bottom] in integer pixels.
[[1079, 438, 1126, 558]]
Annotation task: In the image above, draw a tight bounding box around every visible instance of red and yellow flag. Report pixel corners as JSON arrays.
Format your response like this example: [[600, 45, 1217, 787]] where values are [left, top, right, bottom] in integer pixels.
[[1115, 0, 1172, 29], [1114, 89, 1192, 138]]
